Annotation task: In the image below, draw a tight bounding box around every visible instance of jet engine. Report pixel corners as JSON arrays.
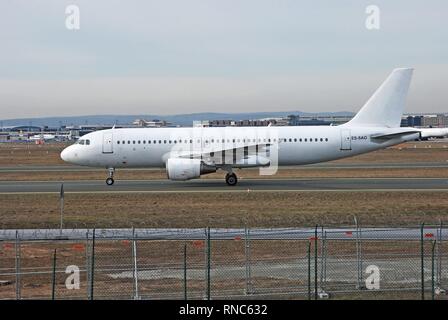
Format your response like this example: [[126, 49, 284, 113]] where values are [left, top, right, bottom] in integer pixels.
[[166, 158, 217, 181]]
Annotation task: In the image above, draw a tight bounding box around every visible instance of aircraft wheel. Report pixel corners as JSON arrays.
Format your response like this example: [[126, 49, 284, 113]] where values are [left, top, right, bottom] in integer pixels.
[[106, 177, 115, 186], [225, 173, 238, 186]]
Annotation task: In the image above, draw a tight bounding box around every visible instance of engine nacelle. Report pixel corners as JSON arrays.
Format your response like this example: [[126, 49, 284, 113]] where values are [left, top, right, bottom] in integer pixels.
[[166, 158, 216, 181]]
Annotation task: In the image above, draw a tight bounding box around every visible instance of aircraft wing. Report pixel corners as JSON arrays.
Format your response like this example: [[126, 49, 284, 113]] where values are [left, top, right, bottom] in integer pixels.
[[419, 128, 448, 138], [165, 143, 273, 167], [372, 128, 448, 140]]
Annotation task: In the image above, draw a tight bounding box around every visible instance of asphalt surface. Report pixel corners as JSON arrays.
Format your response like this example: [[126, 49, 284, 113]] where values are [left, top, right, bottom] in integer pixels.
[[0, 177, 448, 194]]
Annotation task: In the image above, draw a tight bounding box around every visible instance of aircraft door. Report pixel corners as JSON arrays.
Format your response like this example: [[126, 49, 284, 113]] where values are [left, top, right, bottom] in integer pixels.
[[102, 132, 114, 154], [340, 129, 352, 150]]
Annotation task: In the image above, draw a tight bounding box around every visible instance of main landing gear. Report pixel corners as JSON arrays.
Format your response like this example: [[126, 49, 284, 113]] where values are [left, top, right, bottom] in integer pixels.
[[225, 172, 238, 186], [106, 168, 115, 186]]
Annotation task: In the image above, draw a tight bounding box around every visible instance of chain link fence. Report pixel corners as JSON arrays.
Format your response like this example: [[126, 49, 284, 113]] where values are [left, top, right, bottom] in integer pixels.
[[0, 224, 447, 300]]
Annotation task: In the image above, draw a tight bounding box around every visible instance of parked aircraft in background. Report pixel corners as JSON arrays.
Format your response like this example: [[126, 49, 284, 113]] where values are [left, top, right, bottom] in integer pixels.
[[61, 68, 442, 186], [29, 134, 56, 141]]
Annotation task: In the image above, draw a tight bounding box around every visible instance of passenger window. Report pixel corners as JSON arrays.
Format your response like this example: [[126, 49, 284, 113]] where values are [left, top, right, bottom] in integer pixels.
[[138, 140, 141, 144], [294, 138, 297, 142], [299, 138, 302, 142], [325, 138, 329, 142], [289, 138, 292, 142], [128, 141, 130, 144], [304, 138, 307, 142]]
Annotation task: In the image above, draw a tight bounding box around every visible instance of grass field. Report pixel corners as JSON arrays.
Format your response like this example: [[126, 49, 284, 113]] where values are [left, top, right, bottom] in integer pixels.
[[1, 191, 447, 229]]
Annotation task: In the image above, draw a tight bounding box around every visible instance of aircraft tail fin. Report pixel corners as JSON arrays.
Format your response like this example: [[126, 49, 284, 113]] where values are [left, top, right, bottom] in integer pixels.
[[346, 68, 413, 128]]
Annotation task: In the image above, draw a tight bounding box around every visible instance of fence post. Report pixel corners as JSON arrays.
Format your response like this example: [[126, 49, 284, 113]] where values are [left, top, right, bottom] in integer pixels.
[[307, 241, 311, 300], [432, 240, 436, 300], [437, 221, 443, 290], [15, 230, 21, 300], [184, 242, 187, 300], [85, 230, 91, 300], [320, 228, 327, 293], [90, 228, 96, 300], [132, 227, 139, 300], [420, 223, 425, 300], [354, 216, 363, 289], [314, 225, 318, 300], [244, 225, 252, 295], [51, 249, 57, 300], [206, 226, 211, 300]]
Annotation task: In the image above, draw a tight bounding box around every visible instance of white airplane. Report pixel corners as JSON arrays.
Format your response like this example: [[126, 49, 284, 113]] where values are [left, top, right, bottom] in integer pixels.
[[30, 134, 56, 141], [61, 68, 432, 186]]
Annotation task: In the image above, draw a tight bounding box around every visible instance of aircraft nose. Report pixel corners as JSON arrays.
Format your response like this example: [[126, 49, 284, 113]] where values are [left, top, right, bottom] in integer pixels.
[[60, 146, 72, 163]]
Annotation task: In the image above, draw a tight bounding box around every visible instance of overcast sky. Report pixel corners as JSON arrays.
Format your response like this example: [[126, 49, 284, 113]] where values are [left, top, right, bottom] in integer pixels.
[[0, 0, 447, 119]]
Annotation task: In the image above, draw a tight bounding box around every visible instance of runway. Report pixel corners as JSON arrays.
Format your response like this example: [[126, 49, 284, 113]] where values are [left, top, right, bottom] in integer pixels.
[[0, 177, 448, 194]]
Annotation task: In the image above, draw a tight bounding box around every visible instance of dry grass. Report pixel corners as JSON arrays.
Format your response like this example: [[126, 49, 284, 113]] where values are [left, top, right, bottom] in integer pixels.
[[0, 143, 67, 166], [1, 191, 448, 229]]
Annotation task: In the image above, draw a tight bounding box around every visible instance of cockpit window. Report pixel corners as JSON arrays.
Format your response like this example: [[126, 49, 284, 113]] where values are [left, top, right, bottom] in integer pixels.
[[77, 139, 90, 145]]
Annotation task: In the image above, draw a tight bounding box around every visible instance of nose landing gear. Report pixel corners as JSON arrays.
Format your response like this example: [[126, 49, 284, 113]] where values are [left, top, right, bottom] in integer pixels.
[[106, 168, 115, 186]]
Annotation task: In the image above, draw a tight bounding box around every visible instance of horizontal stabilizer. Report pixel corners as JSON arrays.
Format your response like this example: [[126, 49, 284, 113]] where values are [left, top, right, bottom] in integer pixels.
[[371, 130, 420, 140]]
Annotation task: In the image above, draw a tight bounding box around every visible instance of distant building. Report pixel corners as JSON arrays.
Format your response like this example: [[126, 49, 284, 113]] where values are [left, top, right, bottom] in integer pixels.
[[0, 132, 10, 142], [133, 119, 171, 127], [197, 114, 353, 127], [401, 113, 448, 128]]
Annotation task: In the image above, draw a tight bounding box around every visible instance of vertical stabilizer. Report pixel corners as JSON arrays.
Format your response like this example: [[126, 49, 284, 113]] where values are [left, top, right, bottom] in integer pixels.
[[347, 68, 413, 128]]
